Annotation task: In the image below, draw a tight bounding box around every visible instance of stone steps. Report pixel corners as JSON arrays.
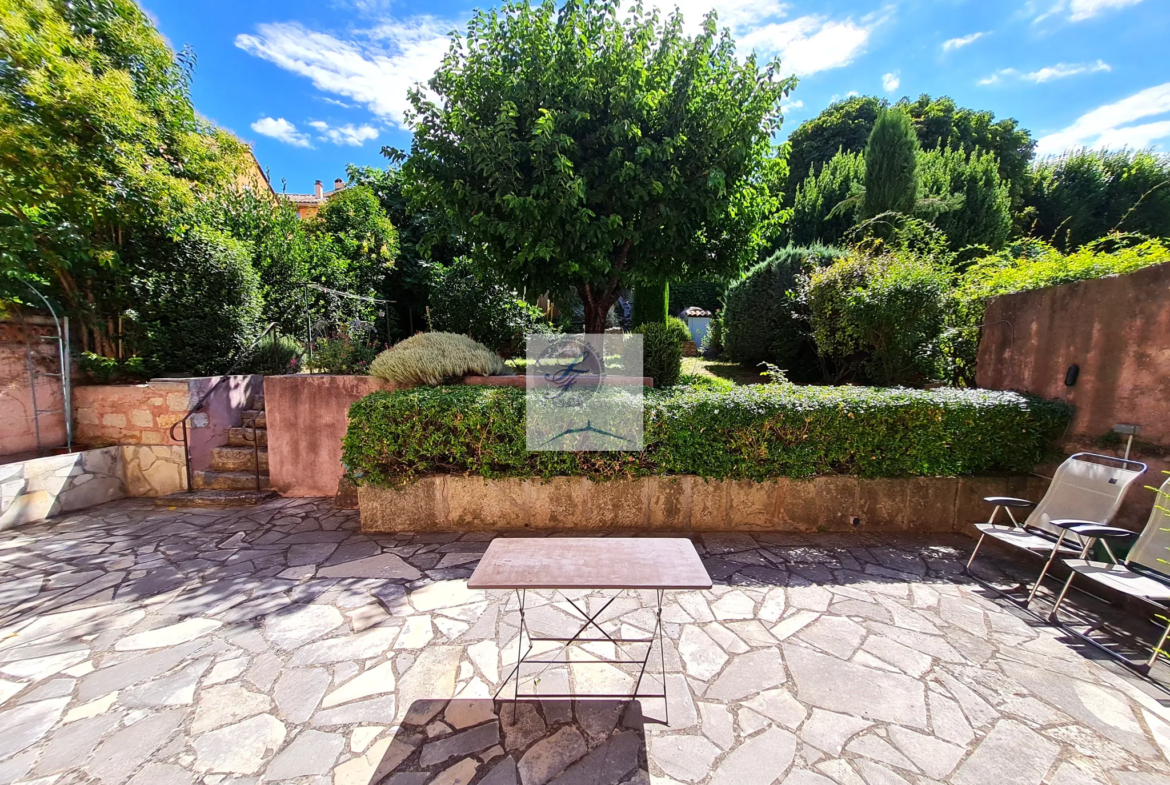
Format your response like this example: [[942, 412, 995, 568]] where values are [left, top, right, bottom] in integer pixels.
[[227, 427, 267, 447], [188, 391, 271, 499], [156, 489, 275, 507], [194, 469, 271, 491], [210, 446, 268, 472]]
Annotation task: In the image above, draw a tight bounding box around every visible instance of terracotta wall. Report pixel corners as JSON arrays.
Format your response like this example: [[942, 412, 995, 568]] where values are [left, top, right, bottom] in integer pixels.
[[976, 262, 1170, 528], [358, 474, 1050, 534], [266, 375, 397, 497], [0, 318, 67, 457]]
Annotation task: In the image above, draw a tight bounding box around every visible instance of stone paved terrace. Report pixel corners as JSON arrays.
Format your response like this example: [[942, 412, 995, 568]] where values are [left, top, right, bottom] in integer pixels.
[[0, 497, 1168, 785]]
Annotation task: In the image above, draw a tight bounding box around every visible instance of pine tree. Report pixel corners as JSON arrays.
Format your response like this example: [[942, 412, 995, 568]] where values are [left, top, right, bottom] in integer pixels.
[[917, 147, 1011, 251], [789, 150, 866, 246], [862, 109, 920, 218]]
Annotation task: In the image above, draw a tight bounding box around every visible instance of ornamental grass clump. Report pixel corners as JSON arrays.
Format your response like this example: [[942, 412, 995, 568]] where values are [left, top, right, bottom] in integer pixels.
[[369, 332, 507, 386]]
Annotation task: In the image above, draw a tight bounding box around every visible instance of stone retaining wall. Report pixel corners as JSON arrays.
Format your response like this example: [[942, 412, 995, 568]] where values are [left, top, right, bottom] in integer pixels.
[[358, 474, 1049, 535]]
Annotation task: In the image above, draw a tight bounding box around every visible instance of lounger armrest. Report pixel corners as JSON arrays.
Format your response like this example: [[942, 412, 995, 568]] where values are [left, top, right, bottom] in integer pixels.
[[983, 496, 1035, 508], [1050, 520, 1136, 540]]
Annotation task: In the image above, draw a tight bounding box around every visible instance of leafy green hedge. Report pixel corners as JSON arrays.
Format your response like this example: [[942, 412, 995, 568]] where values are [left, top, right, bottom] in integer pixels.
[[343, 385, 1069, 486]]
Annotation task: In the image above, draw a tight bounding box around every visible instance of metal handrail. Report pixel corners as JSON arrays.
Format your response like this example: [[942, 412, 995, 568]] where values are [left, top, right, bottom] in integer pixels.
[[168, 322, 278, 493]]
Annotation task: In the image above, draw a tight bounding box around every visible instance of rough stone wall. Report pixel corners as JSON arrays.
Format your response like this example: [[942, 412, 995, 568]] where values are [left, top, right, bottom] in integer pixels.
[[73, 380, 195, 447], [122, 445, 187, 497], [0, 448, 124, 529], [358, 474, 1050, 535]]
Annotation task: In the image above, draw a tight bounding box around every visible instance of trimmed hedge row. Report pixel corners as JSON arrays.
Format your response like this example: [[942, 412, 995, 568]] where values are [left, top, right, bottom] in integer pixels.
[[343, 385, 1070, 486]]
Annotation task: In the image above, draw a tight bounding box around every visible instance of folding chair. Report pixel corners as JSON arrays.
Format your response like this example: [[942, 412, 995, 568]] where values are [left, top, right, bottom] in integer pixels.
[[1048, 476, 1170, 675], [964, 453, 1147, 605]]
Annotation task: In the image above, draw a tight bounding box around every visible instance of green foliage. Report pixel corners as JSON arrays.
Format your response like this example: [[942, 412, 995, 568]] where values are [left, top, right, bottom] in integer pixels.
[[701, 308, 725, 356], [722, 244, 844, 379], [1023, 149, 1170, 251], [401, 0, 795, 332], [785, 97, 882, 200], [128, 227, 263, 375], [789, 150, 865, 245], [863, 109, 921, 219], [807, 248, 951, 385], [632, 281, 669, 328], [77, 352, 151, 383], [677, 373, 735, 391], [308, 334, 382, 375], [785, 95, 1034, 209], [343, 384, 1070, 485], [633, 322, 683, 388], [940, 237, 1170, 385], [665, 316, 692, 346], [369, 332, 506, 386], [243, 332, 303, 376], [668, 279, 724, 315], [426, 257, 553, 357], [917, 146, 1011, 251], [307, 185, 397, 304], [348, 164, 460, 337], [0, 0, 248, 349]]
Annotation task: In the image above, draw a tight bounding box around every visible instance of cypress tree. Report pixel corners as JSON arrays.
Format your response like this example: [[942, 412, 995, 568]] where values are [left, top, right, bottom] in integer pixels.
[[862, 109, 920, 218]]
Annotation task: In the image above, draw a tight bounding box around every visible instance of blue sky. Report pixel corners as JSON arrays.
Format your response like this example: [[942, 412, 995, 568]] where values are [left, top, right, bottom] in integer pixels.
[[143, 0, 1170, 196]]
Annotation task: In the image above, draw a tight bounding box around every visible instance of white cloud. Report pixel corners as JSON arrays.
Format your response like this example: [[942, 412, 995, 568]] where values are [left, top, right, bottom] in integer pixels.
[[1037, 0, 1145, 23], [942, 32, 986, 51], [1036, 82, 1170, 155], [740, 16, 874, 77], [250, 116, 311, 147], [309, 120, 380, 146], [882, 72, 900, 92], [236, 17, 452, 127], [980, 60, 1111, 85]]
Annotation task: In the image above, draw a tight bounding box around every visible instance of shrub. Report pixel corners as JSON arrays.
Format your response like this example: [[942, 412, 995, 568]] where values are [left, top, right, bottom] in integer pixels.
[[807, 249, 951, 385], [722, 244, 845, 380], [701, 309, 725, 357], [343, 384, 1071, 486], [426, 257, 553, 356], [918, 146, 1012, 252], [633, 322, 683, 388], [941, 237, 1170, 384], [244, 332, 304, 376], [789, 150, 865, 246], [369, 332, 506, 386], [1024, 148, 1170, 251], [77, 352, 151, 384], [665, 316, 692, 345], [129, 227, 263, 375]]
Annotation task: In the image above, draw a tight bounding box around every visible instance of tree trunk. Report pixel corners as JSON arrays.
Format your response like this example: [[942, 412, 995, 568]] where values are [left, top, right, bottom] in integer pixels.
[[578, 281, 621, 334]]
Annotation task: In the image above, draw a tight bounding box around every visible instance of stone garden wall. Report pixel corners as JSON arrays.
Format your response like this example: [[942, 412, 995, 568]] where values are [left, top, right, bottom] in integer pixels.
[[358, 474, 1050, 535], [0, 448, 124, 529]]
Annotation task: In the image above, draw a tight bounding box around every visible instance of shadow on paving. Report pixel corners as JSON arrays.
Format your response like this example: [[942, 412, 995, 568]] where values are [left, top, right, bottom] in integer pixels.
[[368, 699, 647, 785]]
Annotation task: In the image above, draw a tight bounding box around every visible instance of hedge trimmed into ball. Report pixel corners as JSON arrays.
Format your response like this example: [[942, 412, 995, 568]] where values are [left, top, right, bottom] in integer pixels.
[[343, 384, 1069, 486]]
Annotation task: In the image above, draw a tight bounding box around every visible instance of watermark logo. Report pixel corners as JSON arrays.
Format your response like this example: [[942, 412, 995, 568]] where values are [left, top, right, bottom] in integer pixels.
[[526, 333, 644, 451]]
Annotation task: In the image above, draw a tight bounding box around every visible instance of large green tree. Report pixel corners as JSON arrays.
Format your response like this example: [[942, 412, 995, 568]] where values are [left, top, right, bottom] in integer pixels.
[[789, 149, 865, 246], [918, 146, 1011, 251], [1023, 148, 1170, 250], [862, 109, 920, 219], [401, 0, 794, 333], [785, 95, 1034, 209], [0, 0, 247, 353]]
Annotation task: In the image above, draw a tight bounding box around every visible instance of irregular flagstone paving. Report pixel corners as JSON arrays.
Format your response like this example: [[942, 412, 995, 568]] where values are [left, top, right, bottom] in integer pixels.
[[0, 497, 1168, 785]]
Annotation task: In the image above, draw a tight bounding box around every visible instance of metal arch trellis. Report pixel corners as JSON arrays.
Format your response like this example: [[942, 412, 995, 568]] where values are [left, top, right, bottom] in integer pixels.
[[299, 282, 394, 373], [13, 278, 73, 456]]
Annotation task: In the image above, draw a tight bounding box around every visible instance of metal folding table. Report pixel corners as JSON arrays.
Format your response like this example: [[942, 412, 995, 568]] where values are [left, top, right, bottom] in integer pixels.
[[467, 537, 712, 724]]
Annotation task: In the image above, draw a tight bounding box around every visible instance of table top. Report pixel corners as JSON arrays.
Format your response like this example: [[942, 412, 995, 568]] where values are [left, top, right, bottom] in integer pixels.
[[467, 537, 713, 590]]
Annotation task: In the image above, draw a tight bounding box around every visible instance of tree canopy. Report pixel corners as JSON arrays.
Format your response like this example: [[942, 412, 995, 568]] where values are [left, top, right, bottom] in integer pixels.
[[862, 109, 920, 219], [784, 94, 1035, 209], [400, 0, 795, 332], [0, 0, 248, 352]]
